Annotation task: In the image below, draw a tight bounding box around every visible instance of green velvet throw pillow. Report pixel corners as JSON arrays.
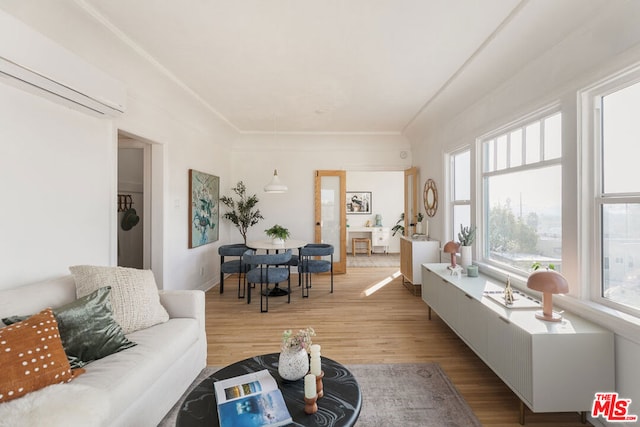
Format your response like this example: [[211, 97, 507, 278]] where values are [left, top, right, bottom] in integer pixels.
[[2, 286, 136, 368]]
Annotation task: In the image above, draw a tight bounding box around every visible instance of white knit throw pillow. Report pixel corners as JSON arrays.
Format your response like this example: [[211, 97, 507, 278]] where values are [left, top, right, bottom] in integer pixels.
[[69, 265, 169, 334]]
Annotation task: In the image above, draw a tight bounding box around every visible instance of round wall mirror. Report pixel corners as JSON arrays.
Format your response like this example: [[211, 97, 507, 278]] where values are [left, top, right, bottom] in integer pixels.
[[424, 179, 438, 217]]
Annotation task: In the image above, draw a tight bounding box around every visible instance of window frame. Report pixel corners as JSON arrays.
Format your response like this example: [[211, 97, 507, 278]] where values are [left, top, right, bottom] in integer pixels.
[[449, 147, 472, 243], [580, 66, 640, 319], [477, 105, 562, 277]]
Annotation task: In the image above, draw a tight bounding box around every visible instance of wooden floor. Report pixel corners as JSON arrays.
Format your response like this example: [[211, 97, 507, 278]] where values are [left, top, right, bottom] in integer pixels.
[[205, 267, 591, 426]]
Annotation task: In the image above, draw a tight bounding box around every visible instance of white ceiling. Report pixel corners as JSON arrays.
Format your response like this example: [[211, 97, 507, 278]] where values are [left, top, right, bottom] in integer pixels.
[[74, 0, 607, 134]]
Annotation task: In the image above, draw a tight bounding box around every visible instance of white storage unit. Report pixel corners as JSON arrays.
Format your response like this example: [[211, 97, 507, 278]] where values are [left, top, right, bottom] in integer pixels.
[[421, 263, 615, 421], [400, 237, 440, 294], [370, 227, 390, 253]]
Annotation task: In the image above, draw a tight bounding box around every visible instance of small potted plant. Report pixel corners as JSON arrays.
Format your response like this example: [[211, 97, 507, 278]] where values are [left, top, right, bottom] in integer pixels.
[[457, 224, 476, 268], [415, 212, 425, 234], [265, 224, 290, 245]]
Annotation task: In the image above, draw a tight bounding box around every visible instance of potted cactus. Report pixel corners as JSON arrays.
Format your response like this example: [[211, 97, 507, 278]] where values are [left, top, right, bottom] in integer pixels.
[[457, 225, 476, 268]]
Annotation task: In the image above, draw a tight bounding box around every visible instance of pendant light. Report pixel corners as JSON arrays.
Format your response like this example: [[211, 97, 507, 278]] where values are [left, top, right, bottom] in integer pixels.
[[264, 169, 287, 193], [264, 114, 288, 193]]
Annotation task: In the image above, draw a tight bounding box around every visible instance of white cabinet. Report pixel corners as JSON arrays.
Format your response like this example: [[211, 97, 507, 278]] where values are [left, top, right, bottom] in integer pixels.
[[400, 237, 439, 294], [371, 227, 390, 253], [421, 263, 615, 417]]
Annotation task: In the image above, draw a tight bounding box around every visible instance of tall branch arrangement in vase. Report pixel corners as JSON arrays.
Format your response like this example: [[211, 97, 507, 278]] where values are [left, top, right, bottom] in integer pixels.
[[220, 181, 264, 244]]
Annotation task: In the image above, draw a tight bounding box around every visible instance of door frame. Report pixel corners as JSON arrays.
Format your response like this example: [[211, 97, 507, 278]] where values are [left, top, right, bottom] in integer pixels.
[[314, 170, 346, 274], [404, 167, 419, 236]]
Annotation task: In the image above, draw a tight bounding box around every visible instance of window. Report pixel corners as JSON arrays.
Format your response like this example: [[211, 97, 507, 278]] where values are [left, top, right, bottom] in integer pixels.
[[596, 80, 640, 314], [450, 149, 471, 241], [480, 110, 562, 274]]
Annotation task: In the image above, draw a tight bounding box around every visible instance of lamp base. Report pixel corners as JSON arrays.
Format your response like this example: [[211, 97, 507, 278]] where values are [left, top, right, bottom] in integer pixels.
[[535, 310, 563, 322]]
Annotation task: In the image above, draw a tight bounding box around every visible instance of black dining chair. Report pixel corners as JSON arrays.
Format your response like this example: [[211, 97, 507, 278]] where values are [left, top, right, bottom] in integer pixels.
[[298, 243, 334, 297], [243, 249, 293, 312], [218, 243, 249, 297]]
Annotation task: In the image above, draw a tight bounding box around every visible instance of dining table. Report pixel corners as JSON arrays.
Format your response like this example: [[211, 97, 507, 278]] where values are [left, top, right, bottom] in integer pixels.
[[245, 239, 307, 252], [245, 239, 307, 296]]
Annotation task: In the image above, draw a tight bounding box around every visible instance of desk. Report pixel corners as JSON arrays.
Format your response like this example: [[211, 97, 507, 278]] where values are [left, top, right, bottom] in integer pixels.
[[176, 353, 362, 427], [246, 239, 307, 251], [346, 227, 390, 253]]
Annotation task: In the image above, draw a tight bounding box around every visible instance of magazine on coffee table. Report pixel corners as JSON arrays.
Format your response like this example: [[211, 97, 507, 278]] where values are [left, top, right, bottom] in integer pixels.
[[213, 369, 292, 427]]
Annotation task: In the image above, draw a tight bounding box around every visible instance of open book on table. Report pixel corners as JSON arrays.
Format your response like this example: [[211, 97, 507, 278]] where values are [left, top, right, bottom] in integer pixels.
[[214, 369, 292, 427]]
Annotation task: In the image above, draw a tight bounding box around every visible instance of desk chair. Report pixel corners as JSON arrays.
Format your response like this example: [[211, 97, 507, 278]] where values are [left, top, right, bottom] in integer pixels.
[[298, 244, 334, 297], [218, 243, 249, 297], [243, 249, 292, 312]]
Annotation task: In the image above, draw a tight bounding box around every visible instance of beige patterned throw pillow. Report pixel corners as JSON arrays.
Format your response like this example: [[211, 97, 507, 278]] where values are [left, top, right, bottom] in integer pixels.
[[69, 266, 169, 334]]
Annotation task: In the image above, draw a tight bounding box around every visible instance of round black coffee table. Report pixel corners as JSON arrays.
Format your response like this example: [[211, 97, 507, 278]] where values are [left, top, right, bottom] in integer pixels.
[[176, 353, 362, 427]]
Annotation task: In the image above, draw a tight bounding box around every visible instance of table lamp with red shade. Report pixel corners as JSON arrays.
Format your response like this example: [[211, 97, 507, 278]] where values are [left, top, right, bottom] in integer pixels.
[[527, 269, 569, 322]]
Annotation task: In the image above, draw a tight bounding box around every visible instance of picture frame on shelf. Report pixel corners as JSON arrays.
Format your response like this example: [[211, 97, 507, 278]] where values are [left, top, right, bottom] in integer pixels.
[[346, 191, 372, 214]]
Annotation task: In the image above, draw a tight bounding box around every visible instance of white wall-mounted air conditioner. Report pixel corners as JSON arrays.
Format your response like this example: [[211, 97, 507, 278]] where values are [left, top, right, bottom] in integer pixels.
[[0, 10, 126, 117]]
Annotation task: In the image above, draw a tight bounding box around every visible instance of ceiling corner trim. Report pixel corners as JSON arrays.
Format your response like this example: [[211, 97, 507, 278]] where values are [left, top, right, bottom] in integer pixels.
[[73, 0, 240, 133], [401, 0, 531, 134]]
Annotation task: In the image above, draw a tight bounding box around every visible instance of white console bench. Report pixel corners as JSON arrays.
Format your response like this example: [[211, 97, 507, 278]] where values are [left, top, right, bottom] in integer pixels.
[[421, 263, 615, 424]]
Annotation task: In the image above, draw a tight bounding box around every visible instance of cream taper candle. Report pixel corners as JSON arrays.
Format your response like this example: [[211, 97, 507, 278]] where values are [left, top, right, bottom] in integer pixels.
[[310, 344, 322, 375], [304, 374, 316, 398]]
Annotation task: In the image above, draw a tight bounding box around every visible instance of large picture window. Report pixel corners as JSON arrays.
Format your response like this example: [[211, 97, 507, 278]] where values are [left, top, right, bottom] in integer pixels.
[[480, 110, 562, 274]]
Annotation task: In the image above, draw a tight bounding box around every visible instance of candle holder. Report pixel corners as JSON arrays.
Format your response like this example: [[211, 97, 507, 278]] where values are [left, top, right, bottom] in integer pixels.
[[315, 370, 325, 399], [304, 395, 318, 414]]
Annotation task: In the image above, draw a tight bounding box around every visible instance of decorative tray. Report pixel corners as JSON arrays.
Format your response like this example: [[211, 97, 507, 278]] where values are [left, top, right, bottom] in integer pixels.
[[483, 289, 541, 309]]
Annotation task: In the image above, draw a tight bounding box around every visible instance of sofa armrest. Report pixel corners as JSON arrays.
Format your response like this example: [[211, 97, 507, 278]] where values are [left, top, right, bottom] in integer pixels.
[[158, 290, 205, 331]]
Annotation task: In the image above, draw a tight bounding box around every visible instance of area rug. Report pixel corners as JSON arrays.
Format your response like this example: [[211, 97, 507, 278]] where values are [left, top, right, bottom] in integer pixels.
[[347, 253, 400, 268], [158, 363, 481, 427]]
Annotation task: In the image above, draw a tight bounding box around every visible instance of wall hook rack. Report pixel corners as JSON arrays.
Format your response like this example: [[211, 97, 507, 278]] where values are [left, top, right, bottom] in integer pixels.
[[118, 194, 133, 212]]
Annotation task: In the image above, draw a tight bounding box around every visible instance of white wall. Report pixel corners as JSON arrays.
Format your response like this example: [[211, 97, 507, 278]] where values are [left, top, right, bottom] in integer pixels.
[[405, 2, 640, 422], [0, 3, 237, 292], [0, 83, 113, 288], [228, 133, 411, 244]]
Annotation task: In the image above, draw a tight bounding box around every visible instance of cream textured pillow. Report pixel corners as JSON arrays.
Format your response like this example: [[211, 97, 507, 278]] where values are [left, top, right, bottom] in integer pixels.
[[69, 266, 169, 334]]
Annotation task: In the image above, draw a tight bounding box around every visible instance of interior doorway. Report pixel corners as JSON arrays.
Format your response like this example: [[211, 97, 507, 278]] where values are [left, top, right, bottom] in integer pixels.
[[117, 135, 149, 269], [116, 130, 165, 286], [345, 170, 404, 268]]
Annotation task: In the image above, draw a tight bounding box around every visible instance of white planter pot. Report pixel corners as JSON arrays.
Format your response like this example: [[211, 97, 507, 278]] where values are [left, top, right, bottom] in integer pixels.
[[278, 348, 309, 381], [415, 222, 423, 234], [272, 238, 285, 245], [460, 245, 472, 268]]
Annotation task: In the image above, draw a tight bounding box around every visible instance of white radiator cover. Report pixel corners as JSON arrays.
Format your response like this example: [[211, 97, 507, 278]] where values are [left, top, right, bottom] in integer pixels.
[[0, 10, 126, 117]]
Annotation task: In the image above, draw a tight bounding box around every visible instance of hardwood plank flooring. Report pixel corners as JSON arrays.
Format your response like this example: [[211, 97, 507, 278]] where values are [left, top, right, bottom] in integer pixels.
[[205, 267, 591, 426]]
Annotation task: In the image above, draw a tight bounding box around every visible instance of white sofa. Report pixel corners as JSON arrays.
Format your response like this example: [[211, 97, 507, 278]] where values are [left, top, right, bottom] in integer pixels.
[[0, 275, 207, 427]]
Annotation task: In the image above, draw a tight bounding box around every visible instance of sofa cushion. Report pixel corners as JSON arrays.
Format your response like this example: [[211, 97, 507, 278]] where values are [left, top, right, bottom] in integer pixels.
[[0, 308, 83, 403], [3, 287, 137, 368], [69, 265, 169, 334], [71, 318, 200, 422]]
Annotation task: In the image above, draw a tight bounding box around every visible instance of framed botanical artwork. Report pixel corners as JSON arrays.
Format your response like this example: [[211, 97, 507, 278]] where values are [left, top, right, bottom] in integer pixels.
[[346, 191, 372, 214], [189, 169, 219, 248]]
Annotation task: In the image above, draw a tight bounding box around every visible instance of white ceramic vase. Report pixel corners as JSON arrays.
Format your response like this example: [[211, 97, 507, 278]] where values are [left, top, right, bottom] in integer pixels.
[[460, 245, 472, 268], [272, 237, 284, 245], [278, 348, 309, 381], [415, 222, 423, 234]]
